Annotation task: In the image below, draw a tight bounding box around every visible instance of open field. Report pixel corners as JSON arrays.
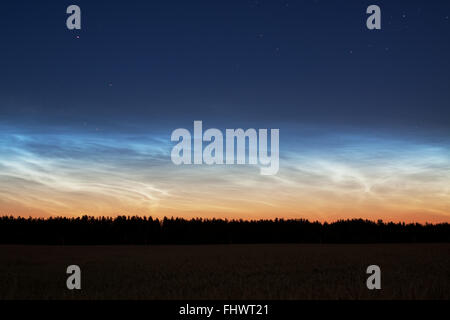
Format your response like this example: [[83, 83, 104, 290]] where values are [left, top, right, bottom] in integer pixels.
[[0, 244, 449, 300]]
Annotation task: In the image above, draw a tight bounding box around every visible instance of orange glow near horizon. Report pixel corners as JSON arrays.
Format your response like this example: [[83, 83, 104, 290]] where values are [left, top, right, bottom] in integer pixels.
[[1, 131, 449, 224], [2, 178, 450, 224]]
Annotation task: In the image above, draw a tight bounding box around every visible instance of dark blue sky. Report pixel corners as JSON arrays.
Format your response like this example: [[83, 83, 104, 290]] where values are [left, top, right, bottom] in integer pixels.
[[0, 0, 449, 135]]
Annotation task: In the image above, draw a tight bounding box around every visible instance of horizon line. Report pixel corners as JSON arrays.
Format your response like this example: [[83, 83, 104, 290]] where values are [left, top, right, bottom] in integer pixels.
[[1, 214, 449, 226]]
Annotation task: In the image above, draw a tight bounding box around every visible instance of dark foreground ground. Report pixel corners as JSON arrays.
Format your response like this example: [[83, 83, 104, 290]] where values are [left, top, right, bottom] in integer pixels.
[[0, 244, 448, 300]]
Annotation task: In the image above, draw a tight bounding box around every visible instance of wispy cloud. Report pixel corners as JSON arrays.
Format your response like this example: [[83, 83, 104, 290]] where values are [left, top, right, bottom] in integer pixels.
[[0, 128, 449, 222]]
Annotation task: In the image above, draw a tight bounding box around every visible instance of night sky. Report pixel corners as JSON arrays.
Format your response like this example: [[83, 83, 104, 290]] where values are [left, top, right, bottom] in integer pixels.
[[0, 0, 449, 222]]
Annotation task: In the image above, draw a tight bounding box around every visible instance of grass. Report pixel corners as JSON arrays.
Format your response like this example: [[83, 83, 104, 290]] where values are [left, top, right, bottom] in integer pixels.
[[0, 244, 449, 299]]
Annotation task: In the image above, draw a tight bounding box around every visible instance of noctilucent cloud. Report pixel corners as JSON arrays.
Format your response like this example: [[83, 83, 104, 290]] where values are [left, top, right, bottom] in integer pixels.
[[0, 0, 449, 222]]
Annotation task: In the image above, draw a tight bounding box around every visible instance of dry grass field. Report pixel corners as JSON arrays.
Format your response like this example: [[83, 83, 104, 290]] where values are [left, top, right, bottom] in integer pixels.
[[0, 244, 448, 300]]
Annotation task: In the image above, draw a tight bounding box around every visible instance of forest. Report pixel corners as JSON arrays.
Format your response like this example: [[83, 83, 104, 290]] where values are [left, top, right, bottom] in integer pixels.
[[0, 215, 448, 244]]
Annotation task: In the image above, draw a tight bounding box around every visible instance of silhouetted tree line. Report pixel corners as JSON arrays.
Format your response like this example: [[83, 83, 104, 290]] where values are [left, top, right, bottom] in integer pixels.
[[0, 215, 448, 245]]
